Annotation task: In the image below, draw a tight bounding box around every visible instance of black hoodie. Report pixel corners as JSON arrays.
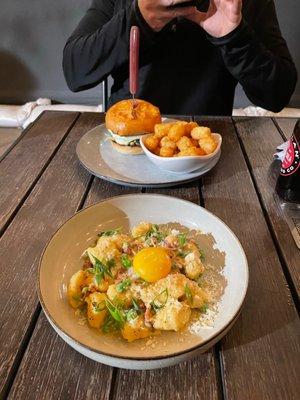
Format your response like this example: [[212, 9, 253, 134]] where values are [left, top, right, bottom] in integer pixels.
[[63, 0, 297, 115]]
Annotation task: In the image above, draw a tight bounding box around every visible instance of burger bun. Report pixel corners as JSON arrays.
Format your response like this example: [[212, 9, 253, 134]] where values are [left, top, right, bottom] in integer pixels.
[[105, 99, 161, 137], [109, 139, 144, 155]]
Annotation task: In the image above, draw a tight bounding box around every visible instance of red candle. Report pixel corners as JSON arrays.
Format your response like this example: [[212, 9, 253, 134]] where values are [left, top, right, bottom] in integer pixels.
[[129, 26, 140, 97]]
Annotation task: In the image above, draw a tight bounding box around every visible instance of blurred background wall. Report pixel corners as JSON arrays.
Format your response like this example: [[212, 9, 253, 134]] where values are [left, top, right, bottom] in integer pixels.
[[0, 0, 299, 108]]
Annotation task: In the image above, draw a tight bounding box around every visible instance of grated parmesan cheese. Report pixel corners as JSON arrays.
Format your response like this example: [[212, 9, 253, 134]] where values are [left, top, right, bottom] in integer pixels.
[[188, 304, 219, 335]]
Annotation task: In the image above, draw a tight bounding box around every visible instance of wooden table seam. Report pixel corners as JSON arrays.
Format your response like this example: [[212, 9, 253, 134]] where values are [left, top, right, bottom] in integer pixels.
[[271, 118, 289, 141], [1, 305, 42, 400], [0, 112, 81, 239], [0, 110, 47, 164]]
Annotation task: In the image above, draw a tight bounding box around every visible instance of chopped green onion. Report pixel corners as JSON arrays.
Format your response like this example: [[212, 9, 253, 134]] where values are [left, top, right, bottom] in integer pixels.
[[92, 301, 106, 313], [145, 225, 166, 242], [105, 299, 125, 326], [81, 286, 89, 295], [72, 294, 82, 302], [171, 262, 177, 270], [121, 254, 132, 269], [88, 255, 113, 285], [98, 227, 122, 237], [199, 250, 205, 261], [94, 273, 102, 286], [150, 288, 169, 313], [95, 257, 113, 278], [200, 303, 208, 313], [178, 233, 186, 247], [131, 297, 141, 312], [184, 284, 193, 305], [102, 314, 120, 333], [107, 259, 115, 269], [177, 250, 189, 258], [116, 278, 132, 293], [126, 309, 138, 321]]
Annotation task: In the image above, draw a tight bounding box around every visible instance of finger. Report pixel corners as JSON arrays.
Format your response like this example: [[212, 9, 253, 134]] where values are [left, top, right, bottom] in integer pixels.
[[186, 10, 207, 24], [159, 7, 195, 19], [162, 5, 197, 18], [161, 0, 194, 6], [234, 0, 242, 15], [158, 0, 193, 12], [206, 0, 217, 14]]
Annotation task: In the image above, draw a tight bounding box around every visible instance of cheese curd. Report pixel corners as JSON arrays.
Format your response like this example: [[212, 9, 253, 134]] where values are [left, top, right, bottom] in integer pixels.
[[67, 223, 211, 342]]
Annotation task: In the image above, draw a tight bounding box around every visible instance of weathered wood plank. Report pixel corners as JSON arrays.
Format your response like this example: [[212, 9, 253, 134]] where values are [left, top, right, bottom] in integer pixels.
[[195, 116, 300, 400], [147, 181, 201, 204], [0, 111, 45, 164], [1, 112, 107, 398], [7, 116, 137, 400], [85, 177, 140, 205], [274, 117, 298, 140], [0, 111, 79, 235], [8, 313, 113, 400], [113, 351, 220, 400], [233, 117, 300, 298]]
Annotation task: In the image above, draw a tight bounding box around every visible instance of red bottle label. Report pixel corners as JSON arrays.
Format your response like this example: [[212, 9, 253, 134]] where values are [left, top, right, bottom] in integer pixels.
[[281, 135, 300, 176]]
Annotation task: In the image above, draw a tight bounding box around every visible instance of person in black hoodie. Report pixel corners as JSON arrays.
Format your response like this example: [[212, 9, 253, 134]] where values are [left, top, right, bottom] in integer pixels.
[[63, 0, 297, 115]]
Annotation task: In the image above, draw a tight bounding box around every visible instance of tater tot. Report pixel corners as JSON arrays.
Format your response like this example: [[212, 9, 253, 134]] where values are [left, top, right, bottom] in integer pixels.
[[191, 126, 212, 140], [175, 121, 188, 128], [177, 147, 199, 157], [177, 136, 194, 152], [160, 146, 175, 157], [185, 122, 198, 136], [153, 147, 161, 156], [160, 136, 177, 150], [191, 138, 199, 147], [167, 124, 186, 142], [195, 147, 206, 156], [154, 123, 174, 139], [199, 137, 217, 154], [144, 135, 159, 151]]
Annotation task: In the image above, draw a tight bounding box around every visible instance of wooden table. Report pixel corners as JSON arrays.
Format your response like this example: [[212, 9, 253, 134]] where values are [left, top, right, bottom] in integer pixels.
[[0, 112, 299, 400]]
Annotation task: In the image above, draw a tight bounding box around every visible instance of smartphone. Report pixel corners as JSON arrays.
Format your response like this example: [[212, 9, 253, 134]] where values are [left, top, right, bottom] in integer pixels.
[[170, 0, 206, 8]]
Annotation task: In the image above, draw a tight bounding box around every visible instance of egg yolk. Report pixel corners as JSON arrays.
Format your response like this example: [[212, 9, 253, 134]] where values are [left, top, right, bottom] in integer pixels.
[[133, 247, 171, 283]]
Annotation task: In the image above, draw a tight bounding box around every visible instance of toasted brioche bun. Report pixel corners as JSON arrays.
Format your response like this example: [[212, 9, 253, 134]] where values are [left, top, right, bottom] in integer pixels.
[[109, 139, 144, 155], [105, 99, 161, 137]]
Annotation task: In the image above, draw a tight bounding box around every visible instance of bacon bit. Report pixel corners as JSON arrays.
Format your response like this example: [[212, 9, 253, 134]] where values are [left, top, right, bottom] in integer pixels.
[[123, 247, 132, 255], [115, 271, 128, 284], [163, 235, 178, 249], [82, 259, 92, 270], [145, 307, 153, 324]]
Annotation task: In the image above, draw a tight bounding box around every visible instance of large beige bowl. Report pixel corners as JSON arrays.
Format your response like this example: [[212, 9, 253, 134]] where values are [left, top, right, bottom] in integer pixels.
[[38, 194, 248, 369]]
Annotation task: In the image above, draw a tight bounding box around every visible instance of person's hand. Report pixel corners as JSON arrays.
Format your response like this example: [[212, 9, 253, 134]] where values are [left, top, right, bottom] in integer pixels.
[[138, 0, 196, 32], [187, 0, 242, 38]]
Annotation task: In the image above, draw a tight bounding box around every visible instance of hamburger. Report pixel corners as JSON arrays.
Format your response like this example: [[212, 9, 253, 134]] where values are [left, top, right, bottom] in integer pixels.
[[105, 99, 162, 155]]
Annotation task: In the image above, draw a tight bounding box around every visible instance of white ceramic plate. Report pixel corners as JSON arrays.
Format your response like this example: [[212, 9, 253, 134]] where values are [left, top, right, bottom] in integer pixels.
[[38, 194, 249, 369], [76, 124, 221, 188]]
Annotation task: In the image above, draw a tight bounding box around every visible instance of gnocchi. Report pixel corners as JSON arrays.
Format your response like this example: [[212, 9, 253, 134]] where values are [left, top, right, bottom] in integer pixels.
[[67, 223, 214, 342]]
